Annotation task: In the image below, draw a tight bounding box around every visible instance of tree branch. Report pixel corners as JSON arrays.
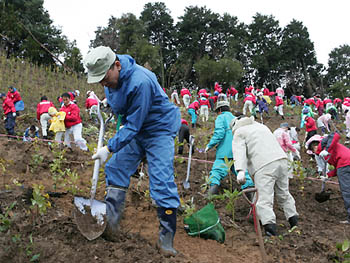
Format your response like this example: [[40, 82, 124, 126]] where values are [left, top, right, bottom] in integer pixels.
[[18, 22, 73, 73]]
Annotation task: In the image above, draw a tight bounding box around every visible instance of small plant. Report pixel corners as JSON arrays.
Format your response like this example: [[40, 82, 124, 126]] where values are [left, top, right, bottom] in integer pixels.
[[212, 189, 241, 225], [0, 201, 16, 232], [291, 160, 307, 196], [63, 169, 81, 195], [26, 234, 41, 262], [30, 184, 51, 216], [49, 145, 67, 189], [200, 174, 212, 193], [181, 197, 196, 217], [29, 140, 44, 172], [11, 233, 40, 262], [211, 157, 241, 226], [334, 239, 350, 263]]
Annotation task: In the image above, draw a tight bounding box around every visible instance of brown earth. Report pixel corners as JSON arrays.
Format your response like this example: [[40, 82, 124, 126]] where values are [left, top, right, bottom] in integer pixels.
[[0, 101, 349, 263]]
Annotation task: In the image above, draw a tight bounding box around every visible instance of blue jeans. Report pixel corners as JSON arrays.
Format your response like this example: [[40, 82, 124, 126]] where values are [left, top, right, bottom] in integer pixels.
[[105, 134, 180, 208], [5, 113, 16, 135]]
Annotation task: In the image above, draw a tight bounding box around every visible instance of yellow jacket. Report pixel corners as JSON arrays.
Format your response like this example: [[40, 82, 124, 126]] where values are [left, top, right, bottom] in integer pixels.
[[49, 111, 66, 133]]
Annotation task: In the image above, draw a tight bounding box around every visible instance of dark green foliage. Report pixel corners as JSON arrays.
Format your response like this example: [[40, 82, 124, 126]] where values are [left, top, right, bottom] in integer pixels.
[[326, 44, 350, 97], [0, 0, 67, 66]]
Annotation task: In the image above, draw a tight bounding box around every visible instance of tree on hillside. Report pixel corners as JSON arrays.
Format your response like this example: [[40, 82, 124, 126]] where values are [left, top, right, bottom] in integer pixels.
[[280, 19, 317, 96], [63, 40, 84, 74], [0, 0, 66, 66], [176, 6, 220, 82], [89, 16, 120, 51], [247, 13, 282, 89], [140, 2, 176, 89], [194, 56, 243, 89], [326, 44, 350, 97], [90, 13, 161, 77]]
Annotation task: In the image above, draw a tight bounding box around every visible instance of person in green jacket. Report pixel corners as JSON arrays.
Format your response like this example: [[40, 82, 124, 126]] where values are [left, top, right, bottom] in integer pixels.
[[204, 98, 254, 195]]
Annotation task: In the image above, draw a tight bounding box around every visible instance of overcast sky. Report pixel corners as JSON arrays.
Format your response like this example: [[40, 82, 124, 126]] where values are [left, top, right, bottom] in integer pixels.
[[43, 0, 349, 66]]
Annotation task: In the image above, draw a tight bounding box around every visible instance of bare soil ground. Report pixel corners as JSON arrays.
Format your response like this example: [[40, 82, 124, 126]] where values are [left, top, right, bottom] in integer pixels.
[[0, 101, 349, 263]]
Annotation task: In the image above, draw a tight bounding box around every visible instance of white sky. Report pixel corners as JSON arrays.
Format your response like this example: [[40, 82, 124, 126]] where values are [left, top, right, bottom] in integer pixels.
[[43, 0, 350, 66]]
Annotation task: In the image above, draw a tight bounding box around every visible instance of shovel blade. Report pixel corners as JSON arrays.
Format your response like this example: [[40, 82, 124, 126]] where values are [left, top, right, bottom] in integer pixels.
[[183, 180, 190, 190], [73, 197, 107, 241], [315, 191, 331, 203]]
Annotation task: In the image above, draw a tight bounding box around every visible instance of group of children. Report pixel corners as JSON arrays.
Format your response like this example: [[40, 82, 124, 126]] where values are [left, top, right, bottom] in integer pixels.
[[0, 85, 102, 151], [175, 82, 350, 234]]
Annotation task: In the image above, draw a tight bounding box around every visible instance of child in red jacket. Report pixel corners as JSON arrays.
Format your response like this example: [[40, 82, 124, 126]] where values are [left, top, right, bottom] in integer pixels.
[[304, 116, 317, 142], [309, 132, 350, 223], [0, 93, 16, 137], [60, 93, 87, 151]]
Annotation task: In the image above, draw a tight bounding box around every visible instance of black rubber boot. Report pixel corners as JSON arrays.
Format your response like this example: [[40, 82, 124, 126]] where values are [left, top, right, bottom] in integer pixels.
[[191, 123, 195, 128], [208, 184, 219, 196], [288, 215, 298, 228], [102, 186, 127, 241], [264, 223, 277, 236], [156, 207, 177, 257]]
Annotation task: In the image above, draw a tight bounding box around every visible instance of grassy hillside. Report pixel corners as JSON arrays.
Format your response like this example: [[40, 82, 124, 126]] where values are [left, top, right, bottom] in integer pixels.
[[0, 51, 105, 116]]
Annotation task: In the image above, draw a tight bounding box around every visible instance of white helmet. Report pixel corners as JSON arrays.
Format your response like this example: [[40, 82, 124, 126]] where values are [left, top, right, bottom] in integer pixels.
[[75, 90, 80, 97], [215, 100, 230, 111]]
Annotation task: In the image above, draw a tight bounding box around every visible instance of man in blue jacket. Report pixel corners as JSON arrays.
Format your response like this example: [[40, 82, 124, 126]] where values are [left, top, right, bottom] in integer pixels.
[[83, 46, 180, 256], [205, 98, 254, 195]]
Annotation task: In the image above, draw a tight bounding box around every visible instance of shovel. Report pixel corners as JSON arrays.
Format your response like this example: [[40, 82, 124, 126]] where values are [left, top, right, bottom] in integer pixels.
[[315, 156, 331, 203], [73, 103, 109, 240], [242, 188, 268, 263], [315, 179, 331, 203], [183, 135, 195, 189]]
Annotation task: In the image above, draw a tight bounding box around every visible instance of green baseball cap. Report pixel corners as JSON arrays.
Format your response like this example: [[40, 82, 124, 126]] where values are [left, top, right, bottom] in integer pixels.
[[83, 46, 115, 84]]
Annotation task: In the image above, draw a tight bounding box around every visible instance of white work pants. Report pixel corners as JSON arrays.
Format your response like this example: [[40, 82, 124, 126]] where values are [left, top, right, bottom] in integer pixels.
[[64, 123, 88, 151], [40, 113, 51, 137], [254, 159, 298, 225], [183, 94, 190, 109], [243, 100, 254, 115], [200, 105, 209, 122]]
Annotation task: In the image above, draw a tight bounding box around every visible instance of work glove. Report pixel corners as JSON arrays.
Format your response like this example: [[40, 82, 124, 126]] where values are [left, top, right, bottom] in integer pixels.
[[294, 150, 301, 160], [237, 170, 246, 184], [92, 146, 110, 164], [320, 175, 329, 182], [204, 146, 210, 153], [319, 150, 330, 158], [12, 112, 16, 117]]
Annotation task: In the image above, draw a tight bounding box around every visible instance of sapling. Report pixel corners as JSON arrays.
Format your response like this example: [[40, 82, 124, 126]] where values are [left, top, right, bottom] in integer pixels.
[[29, 140, 44, 173], [335, 239, 350, 263], [291, 160, 306, 196], [211, 157, 242, 227], [0, 201, 16, 232], [180, 197, 196, 218], [49, 145, 67, 190], [30, 184, 51, 217], [63, 169, 81, 195]]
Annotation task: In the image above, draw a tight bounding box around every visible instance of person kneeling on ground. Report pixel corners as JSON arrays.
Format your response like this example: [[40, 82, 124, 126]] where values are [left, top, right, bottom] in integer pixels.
[[23, 125, 39, 142], [205, 101, 254, 196], [231, 116, 298, 236], [308, 132, 350, 224]]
